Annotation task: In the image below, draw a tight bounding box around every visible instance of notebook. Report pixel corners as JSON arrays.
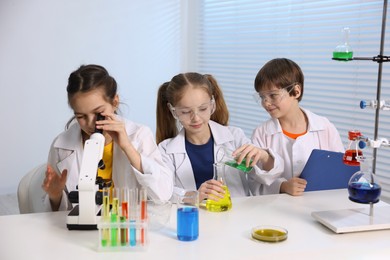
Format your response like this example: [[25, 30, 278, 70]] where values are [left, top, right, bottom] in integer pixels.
[[300, 149, 360, 192]]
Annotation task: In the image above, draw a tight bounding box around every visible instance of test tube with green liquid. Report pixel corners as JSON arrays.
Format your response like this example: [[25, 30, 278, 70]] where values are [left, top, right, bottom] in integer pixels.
[[111, 188, 119, 246], [101, 187, 110, 247]]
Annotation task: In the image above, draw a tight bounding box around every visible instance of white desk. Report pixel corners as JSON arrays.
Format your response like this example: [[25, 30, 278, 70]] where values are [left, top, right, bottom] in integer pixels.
[[1, 189, 390, 260]]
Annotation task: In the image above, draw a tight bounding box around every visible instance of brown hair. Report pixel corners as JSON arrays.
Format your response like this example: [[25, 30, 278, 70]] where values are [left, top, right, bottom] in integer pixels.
[[254, 58, 304, 102], [156, 72, 229, 144], [65, 64, 118, 129]]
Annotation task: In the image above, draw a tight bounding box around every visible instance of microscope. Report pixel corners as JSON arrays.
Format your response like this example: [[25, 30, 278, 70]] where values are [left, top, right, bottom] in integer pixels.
[[67, 114, 107, 230]]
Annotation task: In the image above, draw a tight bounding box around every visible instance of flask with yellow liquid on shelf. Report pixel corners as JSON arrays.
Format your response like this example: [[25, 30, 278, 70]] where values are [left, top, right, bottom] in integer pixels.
[[206, 162, 232, 212]]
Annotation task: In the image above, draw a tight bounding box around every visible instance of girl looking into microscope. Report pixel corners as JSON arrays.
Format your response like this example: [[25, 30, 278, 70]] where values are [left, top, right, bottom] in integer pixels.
[[42, 64, 173, 211]]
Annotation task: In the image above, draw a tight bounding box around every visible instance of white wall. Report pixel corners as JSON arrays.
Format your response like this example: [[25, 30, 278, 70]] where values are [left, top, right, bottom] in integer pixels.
[[0, 0, 184, 194]]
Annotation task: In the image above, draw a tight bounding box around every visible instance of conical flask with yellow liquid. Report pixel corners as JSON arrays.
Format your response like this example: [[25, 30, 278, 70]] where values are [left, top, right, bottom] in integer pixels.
[[206, 162, 232, 212]]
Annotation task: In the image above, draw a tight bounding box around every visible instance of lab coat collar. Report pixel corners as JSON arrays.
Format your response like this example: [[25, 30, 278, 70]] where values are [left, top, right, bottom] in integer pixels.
[[265, 108, 326, 135], [305, 108, 327, 131], [53, 122, 83, 150], [209, 120, 235, 145]]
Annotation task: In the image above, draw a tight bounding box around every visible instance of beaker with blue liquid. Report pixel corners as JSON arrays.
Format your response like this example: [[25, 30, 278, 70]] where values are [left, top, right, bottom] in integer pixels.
[[177, 190, 199, 241]]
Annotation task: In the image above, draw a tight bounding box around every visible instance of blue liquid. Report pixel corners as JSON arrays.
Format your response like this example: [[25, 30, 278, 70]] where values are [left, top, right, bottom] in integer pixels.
[[348, 182, 381, 204], [177, 207, 199, 241], [130, 221, 136, 246]]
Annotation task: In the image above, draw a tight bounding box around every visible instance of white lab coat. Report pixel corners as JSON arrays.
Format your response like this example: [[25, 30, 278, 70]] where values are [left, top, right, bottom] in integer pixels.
[[43, 117, 173, 211], [158, 120, 283, 201], [251, 108, 344, 194]]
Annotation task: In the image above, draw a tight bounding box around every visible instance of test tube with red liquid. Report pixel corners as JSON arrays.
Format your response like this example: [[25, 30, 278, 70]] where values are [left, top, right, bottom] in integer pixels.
[[140, 188, 147, 245], [343, 130, 363, 166]]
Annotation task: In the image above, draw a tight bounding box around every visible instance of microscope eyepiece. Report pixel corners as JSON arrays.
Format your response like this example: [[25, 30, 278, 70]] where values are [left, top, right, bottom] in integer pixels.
[[94, 113, 105, 134]]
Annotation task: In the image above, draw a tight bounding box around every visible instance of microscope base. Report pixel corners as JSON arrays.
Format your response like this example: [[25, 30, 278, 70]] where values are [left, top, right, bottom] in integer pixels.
[[66, 205, 101, 230]]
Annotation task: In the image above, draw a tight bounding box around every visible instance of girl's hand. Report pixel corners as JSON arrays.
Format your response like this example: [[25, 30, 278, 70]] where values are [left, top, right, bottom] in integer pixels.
[[198, 179, 225, 202], [42, 165, 67, 210], [96, 112, 143, 172], [233, 144, 270, 168], [96, 113, 131, 150], [280, 177, 307, 196]]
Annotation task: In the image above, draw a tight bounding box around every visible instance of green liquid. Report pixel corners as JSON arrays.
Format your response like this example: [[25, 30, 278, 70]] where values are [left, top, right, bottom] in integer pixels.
[[101, 235, 108, 247], [225, 159, 253, 172], [206, 186, 232, 212], [333, 51, 353, 61], [101, 195, 110, 247], [110, 198, 119, 246]]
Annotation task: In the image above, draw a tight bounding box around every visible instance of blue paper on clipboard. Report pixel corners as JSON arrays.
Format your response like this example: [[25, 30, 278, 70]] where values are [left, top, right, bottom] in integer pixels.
[[300, 149, 360, 192]]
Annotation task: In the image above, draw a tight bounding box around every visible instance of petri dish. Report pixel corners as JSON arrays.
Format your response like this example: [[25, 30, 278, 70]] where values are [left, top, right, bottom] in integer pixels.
[[251, 225, 288, 242]]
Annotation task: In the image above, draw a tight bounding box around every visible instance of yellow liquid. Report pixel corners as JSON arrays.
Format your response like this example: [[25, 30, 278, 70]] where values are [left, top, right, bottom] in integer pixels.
[[206, 185, 232, 212], [252, 229, 287, 242]]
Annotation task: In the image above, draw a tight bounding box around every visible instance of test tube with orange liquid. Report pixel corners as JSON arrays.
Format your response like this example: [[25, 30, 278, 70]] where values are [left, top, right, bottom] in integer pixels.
[[343, 130, 363, 166]]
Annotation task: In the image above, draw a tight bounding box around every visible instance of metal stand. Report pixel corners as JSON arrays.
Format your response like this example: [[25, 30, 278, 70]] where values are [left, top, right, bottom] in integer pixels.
[[332, 0, 388, 174], [313, 0, 390, 234]]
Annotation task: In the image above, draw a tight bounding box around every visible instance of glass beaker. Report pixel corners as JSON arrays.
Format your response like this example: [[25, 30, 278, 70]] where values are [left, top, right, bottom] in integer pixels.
[[343, 130, 363, 166], [205, 162, 232, 212], [177, 190, 199, 241], [333, 27, 353, 61], [217, 146, 253, 172], [348, 156, 381, 204]]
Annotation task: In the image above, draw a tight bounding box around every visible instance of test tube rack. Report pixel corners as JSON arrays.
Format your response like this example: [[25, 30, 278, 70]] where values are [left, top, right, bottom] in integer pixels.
[[98, 219, 148, 251], [97, 187, 148, 251]]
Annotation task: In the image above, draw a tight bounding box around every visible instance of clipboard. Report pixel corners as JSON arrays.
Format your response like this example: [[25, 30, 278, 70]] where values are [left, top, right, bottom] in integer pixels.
[[300, 149, 360, 192]]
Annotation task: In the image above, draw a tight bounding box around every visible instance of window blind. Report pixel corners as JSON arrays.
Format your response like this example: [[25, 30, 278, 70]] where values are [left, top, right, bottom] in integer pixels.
[[195, 0, 390, 201]]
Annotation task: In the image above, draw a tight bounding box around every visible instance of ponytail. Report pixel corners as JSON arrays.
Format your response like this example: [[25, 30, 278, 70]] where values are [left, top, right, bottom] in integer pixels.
[[156, 82, 178, 144], [205, 74, 229, 126]]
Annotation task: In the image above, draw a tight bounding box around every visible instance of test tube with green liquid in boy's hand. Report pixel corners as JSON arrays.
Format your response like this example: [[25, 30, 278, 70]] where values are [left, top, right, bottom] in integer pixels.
[[111, 188, 119, 246], [101, 187, 110, 247]]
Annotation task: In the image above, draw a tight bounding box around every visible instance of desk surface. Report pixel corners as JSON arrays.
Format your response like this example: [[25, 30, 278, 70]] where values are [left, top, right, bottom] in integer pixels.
[[1, 189, 390, 260]]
